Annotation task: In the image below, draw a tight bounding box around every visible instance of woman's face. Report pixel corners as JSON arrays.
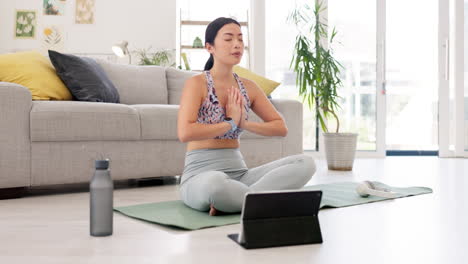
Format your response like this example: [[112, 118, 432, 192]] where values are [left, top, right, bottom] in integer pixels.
[[206, 23, 244, 66]]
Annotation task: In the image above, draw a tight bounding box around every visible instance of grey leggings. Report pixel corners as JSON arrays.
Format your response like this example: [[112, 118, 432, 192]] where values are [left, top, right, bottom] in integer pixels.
[[179, 148, 316, 213]]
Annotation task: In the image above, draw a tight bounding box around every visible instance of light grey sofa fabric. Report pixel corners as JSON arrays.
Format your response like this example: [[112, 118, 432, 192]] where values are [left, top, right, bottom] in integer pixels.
[[132, 104, 179, 140], [0, 62, 304, 190], [31, 101, 140, 142], [31, 140, 187, 186], [97, 60, 168, 105], [166, 67, 198, 105], [0, 82, 31, 188], [274, 99, 304, 156]]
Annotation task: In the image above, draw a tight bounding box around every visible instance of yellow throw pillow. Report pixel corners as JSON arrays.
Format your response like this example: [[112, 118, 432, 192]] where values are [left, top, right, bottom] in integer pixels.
[[233, 65, 280, 96], [0, 51, 72, 100]]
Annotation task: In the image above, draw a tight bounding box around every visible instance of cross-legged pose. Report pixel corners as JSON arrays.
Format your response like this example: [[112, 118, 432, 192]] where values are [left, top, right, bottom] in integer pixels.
[[177, 17, 316, 216]]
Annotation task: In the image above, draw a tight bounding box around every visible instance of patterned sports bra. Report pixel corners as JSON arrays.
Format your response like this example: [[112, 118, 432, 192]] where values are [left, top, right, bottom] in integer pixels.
[[196, 70, 251, 139]]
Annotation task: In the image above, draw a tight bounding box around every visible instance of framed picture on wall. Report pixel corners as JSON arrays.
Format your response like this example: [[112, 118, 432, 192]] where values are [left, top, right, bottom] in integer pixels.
[[14, 10, 37, 39], [75, 0, 95, 24], [41, 25, 65, 52], [43, 0, 66, 16]]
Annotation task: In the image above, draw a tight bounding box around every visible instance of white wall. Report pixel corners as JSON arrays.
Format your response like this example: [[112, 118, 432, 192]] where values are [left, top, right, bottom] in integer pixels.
[[0, 0, 176, 56]]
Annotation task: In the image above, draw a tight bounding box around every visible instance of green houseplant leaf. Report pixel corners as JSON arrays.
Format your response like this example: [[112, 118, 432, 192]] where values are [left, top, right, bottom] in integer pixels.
[[136, 47, 176, 67]]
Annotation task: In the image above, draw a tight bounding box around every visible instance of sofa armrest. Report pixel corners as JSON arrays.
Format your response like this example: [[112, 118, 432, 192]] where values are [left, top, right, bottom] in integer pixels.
[[0, 82, 32, 188], [271, 98, 303, 156]]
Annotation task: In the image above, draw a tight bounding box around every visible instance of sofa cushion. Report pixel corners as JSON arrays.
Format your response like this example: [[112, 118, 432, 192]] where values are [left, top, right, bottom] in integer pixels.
[[31, 101, 140, 142], [132, 104, 179, 140], [97, 60, 168, 105], [166, 67, 198, 105], [48, 50, 120, 103]]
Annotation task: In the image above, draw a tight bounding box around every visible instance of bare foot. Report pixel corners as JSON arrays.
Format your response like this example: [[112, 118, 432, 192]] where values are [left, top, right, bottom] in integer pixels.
[[209, 204, 218, 216]]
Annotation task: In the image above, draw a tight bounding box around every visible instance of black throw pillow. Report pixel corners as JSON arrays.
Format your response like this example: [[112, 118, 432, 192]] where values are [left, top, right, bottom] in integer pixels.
[[48, 50, 120, 103]]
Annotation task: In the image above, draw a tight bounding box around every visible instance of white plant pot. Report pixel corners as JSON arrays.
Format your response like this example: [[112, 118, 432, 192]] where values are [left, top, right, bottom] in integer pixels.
[[323, 133, 358, 171]]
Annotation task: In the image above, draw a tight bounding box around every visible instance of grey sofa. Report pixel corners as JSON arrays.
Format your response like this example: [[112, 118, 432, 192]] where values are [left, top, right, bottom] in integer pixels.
[[0, 60, 303, 196]]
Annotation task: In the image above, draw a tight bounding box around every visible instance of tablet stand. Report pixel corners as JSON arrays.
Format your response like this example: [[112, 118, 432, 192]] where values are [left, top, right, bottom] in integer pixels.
[[228, 214, 322, 249], [228, 190, 323, 249]]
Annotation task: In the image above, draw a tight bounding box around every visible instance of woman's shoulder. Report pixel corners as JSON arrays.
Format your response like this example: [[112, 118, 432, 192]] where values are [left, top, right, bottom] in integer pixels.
[[183, 73, 208, 98], [238, 76, 263, 96], [238, 76, 257, 89], [184, 72, 208, 89], [186, 72, 206, 83]]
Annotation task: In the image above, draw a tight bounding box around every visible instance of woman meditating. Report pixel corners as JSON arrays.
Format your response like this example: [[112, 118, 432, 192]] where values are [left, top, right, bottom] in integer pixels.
[[177, 17, 316, 215]]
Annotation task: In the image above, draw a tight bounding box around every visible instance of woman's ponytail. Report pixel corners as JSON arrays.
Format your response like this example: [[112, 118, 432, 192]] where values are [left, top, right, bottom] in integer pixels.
[[204, 54, 214, 71]]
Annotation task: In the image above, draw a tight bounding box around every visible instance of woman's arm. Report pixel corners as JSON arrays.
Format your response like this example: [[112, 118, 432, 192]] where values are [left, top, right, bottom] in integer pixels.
[[179, 123, 232, 143], [177, 77, 233, 143], [239, 80, 288, 137], [242, 119, 287, 137]]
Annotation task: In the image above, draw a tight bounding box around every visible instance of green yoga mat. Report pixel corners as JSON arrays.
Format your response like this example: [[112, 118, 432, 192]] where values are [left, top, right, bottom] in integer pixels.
[[114, 181, 432, 230]]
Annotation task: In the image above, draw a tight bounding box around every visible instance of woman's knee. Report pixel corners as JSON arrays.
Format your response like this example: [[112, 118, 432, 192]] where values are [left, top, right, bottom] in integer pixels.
[[297, 154, 316, 181], [302, 155, 316, 172]]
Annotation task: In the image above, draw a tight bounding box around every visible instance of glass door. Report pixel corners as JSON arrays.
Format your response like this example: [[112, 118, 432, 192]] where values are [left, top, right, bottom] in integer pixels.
[[328, 0, 386, 157], [329, 0, 439, 156], [385, 0, 439, 154], [267, 0, 447, 157], [266, 0, 319, 151], [463, 0, 468, 156], [439, 0, 467, 158]]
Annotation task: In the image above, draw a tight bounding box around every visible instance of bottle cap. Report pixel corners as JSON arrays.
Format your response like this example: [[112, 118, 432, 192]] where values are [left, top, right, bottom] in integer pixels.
[[95, 159, 109, 170]]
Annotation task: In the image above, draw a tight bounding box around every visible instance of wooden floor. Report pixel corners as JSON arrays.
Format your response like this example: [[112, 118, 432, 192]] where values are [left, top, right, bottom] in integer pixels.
[[0, 156, 467, 264]]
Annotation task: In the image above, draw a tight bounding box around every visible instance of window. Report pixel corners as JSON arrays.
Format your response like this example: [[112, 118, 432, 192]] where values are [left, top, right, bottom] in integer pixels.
[[265, 0, 318, 150], [178, 0, 250, 71]]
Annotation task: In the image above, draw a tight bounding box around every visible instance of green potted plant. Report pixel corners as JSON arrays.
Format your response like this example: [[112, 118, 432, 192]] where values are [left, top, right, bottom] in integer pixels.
[[136, 47, 176, 67], [288, 0, 358, 171]]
